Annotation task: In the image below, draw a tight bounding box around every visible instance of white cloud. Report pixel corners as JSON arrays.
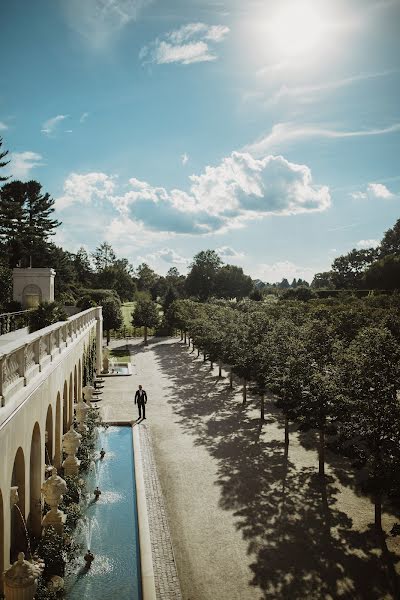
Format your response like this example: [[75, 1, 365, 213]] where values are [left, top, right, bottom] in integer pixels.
[[110, 152, 330, 234], [367, 182, 394, 198], [55, 172, 116, 211], [215, 246, 244, 259], [356, 239, 380, 249], [8, 152, 44, 179], [181, 153, 189, 166], [264, 70, 397, 105], [140, 22, 229, 65], [0, 121, 8, 131], [149, 248, 189, 265], [351, 182, 395, 200], [64, 0, 151, 47], [41, 114, 69, 136], [80, 112, 89, 123], [246, 122, 400, 156], [253, 260, 316, 284]]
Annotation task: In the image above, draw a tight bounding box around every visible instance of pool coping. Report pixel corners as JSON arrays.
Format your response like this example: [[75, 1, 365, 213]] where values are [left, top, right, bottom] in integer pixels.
[[132, 424, 157, 600]]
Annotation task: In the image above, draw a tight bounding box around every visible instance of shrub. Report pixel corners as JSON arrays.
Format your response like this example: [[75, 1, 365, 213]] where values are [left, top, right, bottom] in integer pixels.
[[28, 302, 68, 333]]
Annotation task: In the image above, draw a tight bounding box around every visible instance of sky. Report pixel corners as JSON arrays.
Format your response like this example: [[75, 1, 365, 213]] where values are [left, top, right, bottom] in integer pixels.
[[1, 0, 399, 282]]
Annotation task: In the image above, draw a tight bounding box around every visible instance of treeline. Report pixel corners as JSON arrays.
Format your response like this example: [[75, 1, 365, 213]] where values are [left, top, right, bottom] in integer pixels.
[[311, 219, 400, 291], [165, 294, 400, 534]]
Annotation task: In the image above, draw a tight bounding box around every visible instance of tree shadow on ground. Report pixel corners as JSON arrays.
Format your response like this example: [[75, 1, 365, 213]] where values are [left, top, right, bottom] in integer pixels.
[[152, 340, 399, 600]]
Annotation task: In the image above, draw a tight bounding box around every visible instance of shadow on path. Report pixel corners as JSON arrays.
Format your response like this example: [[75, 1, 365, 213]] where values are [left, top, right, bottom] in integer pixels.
[[152, 340, 399, 600]]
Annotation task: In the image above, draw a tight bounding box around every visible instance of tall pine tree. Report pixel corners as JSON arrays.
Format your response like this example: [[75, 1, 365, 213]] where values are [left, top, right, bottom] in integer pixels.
[[0, 136, 10, 181], [0, 180, 60, 267]]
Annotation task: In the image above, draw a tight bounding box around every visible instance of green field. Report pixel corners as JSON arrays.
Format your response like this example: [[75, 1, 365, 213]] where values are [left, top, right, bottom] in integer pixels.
[[121, 301, 136, 328]]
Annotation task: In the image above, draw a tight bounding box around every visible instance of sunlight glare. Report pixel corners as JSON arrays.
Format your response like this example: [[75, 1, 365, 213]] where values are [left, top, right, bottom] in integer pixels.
[[269, 3, 327, 58]]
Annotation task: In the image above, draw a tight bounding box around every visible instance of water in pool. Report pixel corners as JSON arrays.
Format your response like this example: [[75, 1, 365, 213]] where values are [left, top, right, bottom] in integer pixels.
[[65, 426, 141, 599]]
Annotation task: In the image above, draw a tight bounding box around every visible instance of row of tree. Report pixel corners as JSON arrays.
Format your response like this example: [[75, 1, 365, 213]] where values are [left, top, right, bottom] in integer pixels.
[[166, 295, 400, 534]]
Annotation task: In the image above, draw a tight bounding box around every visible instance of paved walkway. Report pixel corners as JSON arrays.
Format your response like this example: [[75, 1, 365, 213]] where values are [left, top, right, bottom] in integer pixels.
[[100, 337, 400, 600]]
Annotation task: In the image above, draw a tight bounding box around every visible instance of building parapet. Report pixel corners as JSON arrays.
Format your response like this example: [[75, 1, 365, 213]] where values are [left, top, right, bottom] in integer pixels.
[[0, 307, 101, 411]]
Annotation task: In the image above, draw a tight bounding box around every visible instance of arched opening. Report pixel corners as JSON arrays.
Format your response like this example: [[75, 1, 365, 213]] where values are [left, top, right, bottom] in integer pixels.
[[55, 393, 62, 469], [0, 488, 4, 594], [10, 447, 26, 561], [74, 364, 78, 403], [63, 381, 68, 433], [28, 423, 42, 538], [69, 373, 73, 428], [45, 404, 53, 465], [78, 359, 82, 402]]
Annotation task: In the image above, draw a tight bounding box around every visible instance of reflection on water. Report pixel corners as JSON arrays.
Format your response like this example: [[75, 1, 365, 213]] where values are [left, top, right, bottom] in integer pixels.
[[65, 427, 141, 599]]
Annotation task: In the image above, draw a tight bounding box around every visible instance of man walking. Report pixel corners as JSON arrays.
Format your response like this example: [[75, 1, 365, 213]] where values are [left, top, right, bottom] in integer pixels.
[[134, 384, 148, 420]]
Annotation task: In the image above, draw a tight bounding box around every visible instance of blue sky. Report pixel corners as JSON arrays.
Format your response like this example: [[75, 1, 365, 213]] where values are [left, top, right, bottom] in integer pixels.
[[1, 0, 399, 282]]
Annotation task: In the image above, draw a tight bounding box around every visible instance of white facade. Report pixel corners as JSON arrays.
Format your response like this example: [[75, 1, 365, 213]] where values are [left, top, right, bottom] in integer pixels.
[[0, 307, 103, 592], [12, 268, 56, 309]]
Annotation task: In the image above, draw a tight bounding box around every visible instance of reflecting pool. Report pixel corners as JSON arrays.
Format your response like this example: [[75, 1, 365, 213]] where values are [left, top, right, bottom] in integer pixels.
[[65, 426, 141, 599]]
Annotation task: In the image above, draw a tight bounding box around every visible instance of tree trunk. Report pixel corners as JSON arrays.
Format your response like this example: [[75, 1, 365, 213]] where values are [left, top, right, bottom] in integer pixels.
[[144, 325, 148, 345], [218, 362, 222, 377], [197, 348, 200, 357], [318, 427, 325, 477], [180, 329, 183, 341], [203, 352, 206, 362], [284, 414, 289, 453], [106, 329, 110, 345], [260, 393, 265, 420], [188, 337, 191, 347], [229, 369, 233, 389], [210, 361, 213, 370], [375, 493, 383, 532], [184, 331, 187, 344], [242, 379, 247, 404]]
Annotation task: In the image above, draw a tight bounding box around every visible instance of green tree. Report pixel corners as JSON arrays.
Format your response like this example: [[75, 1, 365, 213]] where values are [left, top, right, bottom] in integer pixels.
[[102, 297, 123, 345], [136, 263, 158, 292], [296, 320, 338, 477], [92, 242, 116, 272], [380, 218, 400, 257], [73, 247, 93, 284], [185, 250, 222, 300], [131, 295, 160, 344], [28, 302, 68, 333], [0, 180, 60, 267], [331, 248, 377, 289], [214, 264, 253, 299], [336, 326, 400, 532], [0, 136, 10, 181], [364, 254, 400, 290], [311, 271, 334, 289], [163, 286, 179, 311]]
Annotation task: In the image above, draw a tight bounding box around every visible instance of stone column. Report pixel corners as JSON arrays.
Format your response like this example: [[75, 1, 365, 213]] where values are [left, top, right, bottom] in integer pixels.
[[95, 306, 103, 377], [41, 468, 67, 535], [62, 426, 82, 476], [3, 552, 43, 600]]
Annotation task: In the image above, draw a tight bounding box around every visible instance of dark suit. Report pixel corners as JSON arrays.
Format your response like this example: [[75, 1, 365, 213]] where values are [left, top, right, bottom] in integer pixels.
[[134, 389, 147, 419]]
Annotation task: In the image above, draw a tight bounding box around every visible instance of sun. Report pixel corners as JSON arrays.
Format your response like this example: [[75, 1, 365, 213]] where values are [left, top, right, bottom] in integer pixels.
[[269, 3, 327, 58]]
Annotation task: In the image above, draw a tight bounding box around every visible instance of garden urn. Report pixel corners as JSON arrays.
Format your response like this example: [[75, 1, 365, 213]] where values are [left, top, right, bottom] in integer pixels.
[[75, 399, 89, 432], [41, 468, 67, 534], [3, 552, 41, 600], [62, 425, 82, 476]]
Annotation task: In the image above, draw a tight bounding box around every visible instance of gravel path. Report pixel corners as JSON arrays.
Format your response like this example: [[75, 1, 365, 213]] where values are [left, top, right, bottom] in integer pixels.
[[100, 336, 400, 600]]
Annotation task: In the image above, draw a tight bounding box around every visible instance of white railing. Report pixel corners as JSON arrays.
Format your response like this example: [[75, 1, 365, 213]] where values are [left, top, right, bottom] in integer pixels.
[[0, 308, 99, 408]]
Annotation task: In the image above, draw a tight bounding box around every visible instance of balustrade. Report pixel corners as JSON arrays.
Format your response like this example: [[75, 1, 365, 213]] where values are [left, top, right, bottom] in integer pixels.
[[0, 308, 99, 409]]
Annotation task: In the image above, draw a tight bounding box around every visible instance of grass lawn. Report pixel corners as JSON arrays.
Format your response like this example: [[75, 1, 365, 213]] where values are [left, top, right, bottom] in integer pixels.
[[109, 346, 130, 363], [121, 302, 136, 328]]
